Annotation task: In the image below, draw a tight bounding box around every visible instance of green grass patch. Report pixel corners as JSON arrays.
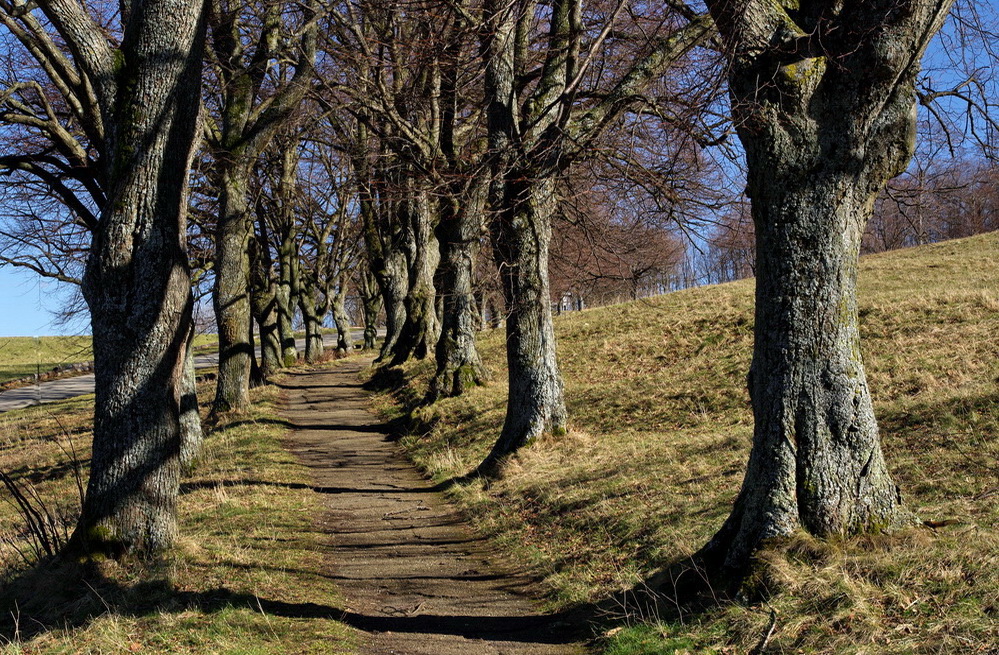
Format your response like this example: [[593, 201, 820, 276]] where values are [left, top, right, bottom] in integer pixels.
[[376, 232, 999, 654], [0, 334, 219, 383], [0, 377, 356, 653]]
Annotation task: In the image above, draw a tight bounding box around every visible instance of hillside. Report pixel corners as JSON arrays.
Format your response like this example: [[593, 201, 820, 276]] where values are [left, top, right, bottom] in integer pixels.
[[0, 233, 995, 654], [384, 232, 999, 654]]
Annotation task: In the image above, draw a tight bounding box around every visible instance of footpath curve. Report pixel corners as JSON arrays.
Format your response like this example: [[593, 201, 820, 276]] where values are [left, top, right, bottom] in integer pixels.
[[279, 359, 588, 655]]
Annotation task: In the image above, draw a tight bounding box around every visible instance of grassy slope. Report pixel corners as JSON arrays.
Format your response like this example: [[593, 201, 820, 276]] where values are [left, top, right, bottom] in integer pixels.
[[0, 336, 93, 383], [382, 232, 999, 654], [0, 377, 355, 653], [0, 335, 217, 383]]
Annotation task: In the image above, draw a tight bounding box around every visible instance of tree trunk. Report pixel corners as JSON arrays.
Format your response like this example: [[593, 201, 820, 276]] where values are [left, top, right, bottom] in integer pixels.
[[429, 194, 489, 401], [70, 0, 206, 558], [252, 284, 281, 379], [179, 323, 203, 471], [486, 294, 502, 329], [389, 187, 440, 366], [704, 174, 913, 572], [700, 0, 950, 575], [330, 282, 354, 355], [212, 162, 254, 413], [298, 279, 325, 362], [276, 231, 299, 366], [374, 249, 408, 362], [482, 174, 566, 469], [276, 144, 300, 366], [360, 269, 381, 350]]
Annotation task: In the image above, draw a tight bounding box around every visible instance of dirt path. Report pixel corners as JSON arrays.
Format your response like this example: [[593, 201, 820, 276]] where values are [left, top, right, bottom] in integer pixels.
[[279, 359, 589, 655]]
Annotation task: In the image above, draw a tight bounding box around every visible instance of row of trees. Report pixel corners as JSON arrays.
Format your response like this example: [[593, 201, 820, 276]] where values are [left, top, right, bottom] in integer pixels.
[[0, 0, 993, 582]]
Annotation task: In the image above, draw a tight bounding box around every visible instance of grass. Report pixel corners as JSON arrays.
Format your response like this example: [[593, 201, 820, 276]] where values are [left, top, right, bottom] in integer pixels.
[[0, 336, 93, 384], [0, 335, 218, 384], [373, 231, 999, 654], [0, 371, 356, 653]]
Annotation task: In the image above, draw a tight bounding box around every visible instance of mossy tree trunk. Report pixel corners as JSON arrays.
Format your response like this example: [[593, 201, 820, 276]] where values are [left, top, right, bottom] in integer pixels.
[[700, 0, 951, 575], [390, 186, 440, 366], [250, 226, 282, 380], [297, 278, 325, 362], [330, 281, 353, 355], [275, 143, 301, 367], [483, 173, 567, 466], [477, 0, 567, 468], [69, 0, 207, 557], [429, 188, 490, 401], [478, 0, 710, 469]]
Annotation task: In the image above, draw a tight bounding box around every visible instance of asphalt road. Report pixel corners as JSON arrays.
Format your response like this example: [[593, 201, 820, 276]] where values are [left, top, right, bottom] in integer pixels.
[[0, 335, 361, 414]]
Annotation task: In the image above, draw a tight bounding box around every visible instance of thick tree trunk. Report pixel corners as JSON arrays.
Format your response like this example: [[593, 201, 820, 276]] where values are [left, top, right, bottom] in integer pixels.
[[704, 175, 913, 571], [276, 144, 300, 367], [213, 162, 254, 413], [70, 0, 206, 558], [297, 280, 325, 362], [374, 249, 408, 362], [252, 284, 281, 379], [700, 0, 950, 575], [390, 189, 440, 366], [429, 195, 489, 401], [360, 269, 382, 350], [331, 283, 353, 355], [482, 174, 566, 468]]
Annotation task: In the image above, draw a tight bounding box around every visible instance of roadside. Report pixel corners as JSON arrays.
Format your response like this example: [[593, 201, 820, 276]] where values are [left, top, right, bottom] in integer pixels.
[[279, 358, 589, 655], [0, 331, 372, 414]]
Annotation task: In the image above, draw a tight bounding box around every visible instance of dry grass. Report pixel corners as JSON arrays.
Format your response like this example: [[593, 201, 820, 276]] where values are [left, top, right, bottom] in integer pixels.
[[378, 232, 999, 654], [0, 377, 355, 654]]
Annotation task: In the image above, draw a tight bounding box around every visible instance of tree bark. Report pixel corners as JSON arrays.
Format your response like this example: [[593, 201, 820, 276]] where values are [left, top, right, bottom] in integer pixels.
[[390, 187, 440, 366], [330, 282, 353, 355], [297, 278, 325, 362], [482, 174, 567, 468], [70, 0, 206, 557], [429, 192, 489, 401], [275, 144, 301, 366], [207, 0, 316, 413], [374, 248, 408, 362], [276, 231, 299, 366], [701, 0, 951, 575], [478, 0, 568, 469], [251, 283, 281, 379], [212, 162, 254, 413], [359, 268, 381, 350], [179, 322, 203, 471]]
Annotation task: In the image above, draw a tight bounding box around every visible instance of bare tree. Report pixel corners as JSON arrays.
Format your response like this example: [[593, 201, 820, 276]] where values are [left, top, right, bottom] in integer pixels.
[[1, 0, 206, 556], [478, 0, 715, 470], [205, 0, 317, 415], [65, 0, 205, 556], [699, 0, 953, 577]]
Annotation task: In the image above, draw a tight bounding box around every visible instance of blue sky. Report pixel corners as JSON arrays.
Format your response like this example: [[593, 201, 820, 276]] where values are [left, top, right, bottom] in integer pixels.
[[0, 267, 82, 336]]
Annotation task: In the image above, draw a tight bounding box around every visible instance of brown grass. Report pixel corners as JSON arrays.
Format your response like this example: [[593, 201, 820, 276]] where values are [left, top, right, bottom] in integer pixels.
[[377, 232, 999, 654]]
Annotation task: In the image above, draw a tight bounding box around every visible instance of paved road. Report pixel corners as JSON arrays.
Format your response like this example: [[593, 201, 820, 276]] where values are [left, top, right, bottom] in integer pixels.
[[0, 335, 363, 414]]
